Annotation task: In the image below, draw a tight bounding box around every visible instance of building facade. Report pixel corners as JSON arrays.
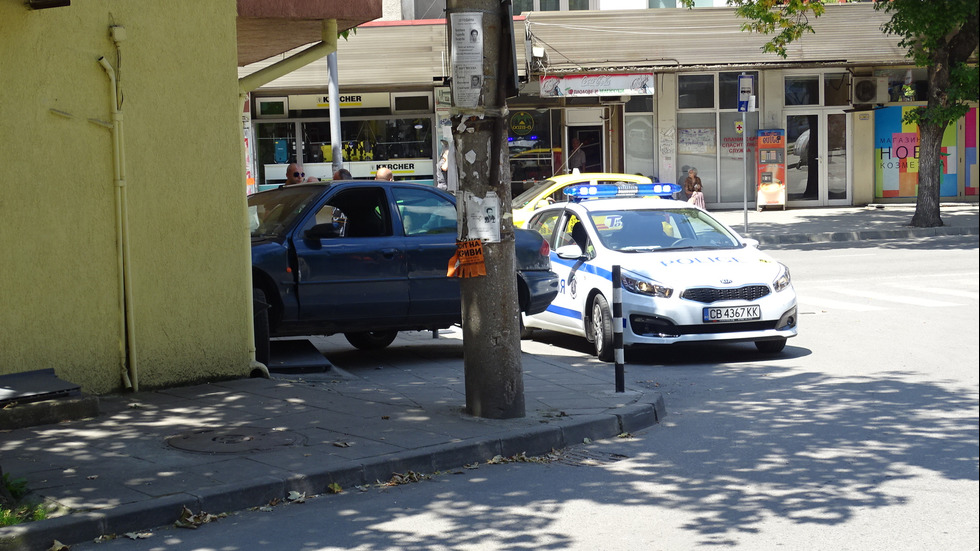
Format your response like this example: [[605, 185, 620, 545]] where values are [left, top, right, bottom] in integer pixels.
[[240, 3, 977, 208], [1, 1, 380, 394]]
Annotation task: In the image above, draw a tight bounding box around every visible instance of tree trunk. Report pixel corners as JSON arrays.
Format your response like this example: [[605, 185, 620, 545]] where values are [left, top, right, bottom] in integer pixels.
[[910, 49, 950, 228], [910, 121, 944, 227], [448, 0, 525, 419]]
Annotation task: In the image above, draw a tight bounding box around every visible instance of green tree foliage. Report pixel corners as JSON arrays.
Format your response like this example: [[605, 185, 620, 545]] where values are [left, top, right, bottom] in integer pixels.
[[685, 0, 978, 227]]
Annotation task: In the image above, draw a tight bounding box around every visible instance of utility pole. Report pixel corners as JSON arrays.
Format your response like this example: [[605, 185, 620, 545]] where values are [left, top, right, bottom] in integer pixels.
[[446, 0, 524, 419]]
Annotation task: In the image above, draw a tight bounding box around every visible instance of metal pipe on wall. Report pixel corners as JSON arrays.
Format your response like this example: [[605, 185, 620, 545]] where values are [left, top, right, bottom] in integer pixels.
[[98, 24, 139, 392]]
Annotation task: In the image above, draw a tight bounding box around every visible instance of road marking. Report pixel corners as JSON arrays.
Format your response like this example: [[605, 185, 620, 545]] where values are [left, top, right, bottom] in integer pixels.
[[797, 296, 885, 311], [883, 282, 979, 300], [827, 288, 960, 307]]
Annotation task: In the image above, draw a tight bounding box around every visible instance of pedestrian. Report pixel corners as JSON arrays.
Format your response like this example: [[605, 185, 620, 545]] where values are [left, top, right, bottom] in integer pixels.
[[568, 138, 586, 174], [333, 168, 353, 180], [688, 180, 706, 210], [285, 163, 306, 186], [682, 167, 702, 200], [375, 167, 394, 181], [436, 144, 449, 190]]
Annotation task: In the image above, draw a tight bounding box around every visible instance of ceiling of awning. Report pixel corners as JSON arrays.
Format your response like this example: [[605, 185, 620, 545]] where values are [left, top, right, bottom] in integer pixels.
[[236, 0, 382, 66]]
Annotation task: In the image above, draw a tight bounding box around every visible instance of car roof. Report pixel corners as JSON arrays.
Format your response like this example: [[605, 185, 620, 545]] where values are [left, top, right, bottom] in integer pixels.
[[544, 173, 654, 184], [564, 197, 694, 213]]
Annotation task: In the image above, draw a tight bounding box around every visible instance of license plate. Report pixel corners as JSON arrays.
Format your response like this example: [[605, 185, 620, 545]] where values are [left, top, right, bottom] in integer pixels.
[[703, 305, 761, 323]]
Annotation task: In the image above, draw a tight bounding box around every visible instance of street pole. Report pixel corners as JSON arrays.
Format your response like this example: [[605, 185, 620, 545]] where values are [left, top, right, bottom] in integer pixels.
[[327, 52, 342, 175], [447, 0, 524, 419]]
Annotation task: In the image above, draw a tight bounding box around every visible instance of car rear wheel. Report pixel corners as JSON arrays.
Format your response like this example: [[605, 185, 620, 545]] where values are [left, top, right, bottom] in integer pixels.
[[591, 295, 614, 362], [755, 338, 786, 353], [519, 314, 535, 340], [345, 331, 398, 351], [252, 288, 270, 366]]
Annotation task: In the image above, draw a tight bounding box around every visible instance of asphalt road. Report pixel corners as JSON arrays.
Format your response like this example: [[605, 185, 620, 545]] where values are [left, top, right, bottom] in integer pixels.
[[74, 235, 980, 551]]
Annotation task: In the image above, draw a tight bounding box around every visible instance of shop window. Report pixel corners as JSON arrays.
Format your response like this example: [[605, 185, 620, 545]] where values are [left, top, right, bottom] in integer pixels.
[[508, 108, 559, 191], [301, 118, 433, 166], [824, 72, 849, 106], [513, 0, 595, 12], [678, 74, 715, 109], [874, 67, 928, 102], [719, 72, 758, 110], [676, 112, 717, 197], [256, 122, 296, 184], [625, 95, 654, 113], [784, 75, 819, 105], [718, 111, 758, 203]]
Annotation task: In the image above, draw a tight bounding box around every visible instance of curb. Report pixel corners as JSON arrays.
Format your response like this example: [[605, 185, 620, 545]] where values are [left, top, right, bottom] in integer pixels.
[[753, 225, 978, 246], [0, 399, 665, 551]]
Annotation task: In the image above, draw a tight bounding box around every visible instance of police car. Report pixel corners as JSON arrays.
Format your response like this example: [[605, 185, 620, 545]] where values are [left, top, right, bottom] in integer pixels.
[[521, 184, 798, 361]]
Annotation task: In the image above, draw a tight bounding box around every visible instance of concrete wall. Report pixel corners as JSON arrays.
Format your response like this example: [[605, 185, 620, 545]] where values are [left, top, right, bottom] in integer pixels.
[[0, 1, 253, 394]]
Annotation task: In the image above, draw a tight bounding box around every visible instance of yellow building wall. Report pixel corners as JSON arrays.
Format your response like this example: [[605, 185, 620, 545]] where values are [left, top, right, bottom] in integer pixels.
[[0, 1, 253, 394]]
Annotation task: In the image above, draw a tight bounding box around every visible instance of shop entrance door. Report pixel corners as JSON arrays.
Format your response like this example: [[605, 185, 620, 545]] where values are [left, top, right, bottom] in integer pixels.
[[567, 125, 604, 174], [784, 111, 850, 206]]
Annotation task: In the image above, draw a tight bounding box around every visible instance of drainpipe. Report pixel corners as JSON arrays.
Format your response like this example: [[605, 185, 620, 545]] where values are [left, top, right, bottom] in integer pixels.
[[98, 24, 139, 392], [239, 20, 338, 374]]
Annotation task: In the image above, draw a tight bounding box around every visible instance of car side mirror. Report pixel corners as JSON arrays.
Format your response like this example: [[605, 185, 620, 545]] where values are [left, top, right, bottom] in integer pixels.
[[742, 238, 760, 248], [305, 222, 344, 240], [555, 244, 586, 260]]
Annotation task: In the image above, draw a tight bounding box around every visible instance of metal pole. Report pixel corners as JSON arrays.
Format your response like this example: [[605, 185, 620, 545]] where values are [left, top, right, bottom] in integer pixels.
[[327, 52, 342, 175], [612, 265, 624, 393], [743, 108, 748, 234]]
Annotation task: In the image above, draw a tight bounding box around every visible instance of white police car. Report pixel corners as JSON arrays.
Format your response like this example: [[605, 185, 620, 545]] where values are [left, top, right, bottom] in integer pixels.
[[522, 184, 797, 361]]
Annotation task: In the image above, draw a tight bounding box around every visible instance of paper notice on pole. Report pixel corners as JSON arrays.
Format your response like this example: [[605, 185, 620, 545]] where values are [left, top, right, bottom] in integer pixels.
[[450, 13, 484, 109], [462, 191, 500, 242]]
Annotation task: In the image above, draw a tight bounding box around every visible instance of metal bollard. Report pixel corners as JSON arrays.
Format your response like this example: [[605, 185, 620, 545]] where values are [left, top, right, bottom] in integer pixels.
[[612, 265, 624, 393]]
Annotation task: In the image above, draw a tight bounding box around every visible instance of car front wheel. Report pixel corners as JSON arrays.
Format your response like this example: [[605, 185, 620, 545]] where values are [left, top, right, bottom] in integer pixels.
[[755, 338, 786, 353], [591, 295, 615, 362], [345, 331, 398, 351]]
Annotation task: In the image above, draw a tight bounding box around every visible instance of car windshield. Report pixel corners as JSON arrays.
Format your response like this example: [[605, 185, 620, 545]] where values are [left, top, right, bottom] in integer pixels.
[[589, 207, 741, 251], [513, 179, 558, 208], [248, 185, 323, 238]]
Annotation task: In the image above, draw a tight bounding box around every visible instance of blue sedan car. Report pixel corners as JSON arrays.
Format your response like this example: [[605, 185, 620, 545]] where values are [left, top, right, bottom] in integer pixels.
[[248, 181, 558, 360]]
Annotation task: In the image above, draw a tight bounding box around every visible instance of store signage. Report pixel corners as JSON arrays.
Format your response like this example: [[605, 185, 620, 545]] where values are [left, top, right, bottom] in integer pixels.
[[287, 92, 389, 110], [539, 73, 654, 98], [510, 112, 535, 135], [738, 74, 754, 112]]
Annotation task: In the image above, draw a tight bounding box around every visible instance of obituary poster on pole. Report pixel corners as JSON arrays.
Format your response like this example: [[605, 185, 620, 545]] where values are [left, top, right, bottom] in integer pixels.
[[450, 13, 484, 109]]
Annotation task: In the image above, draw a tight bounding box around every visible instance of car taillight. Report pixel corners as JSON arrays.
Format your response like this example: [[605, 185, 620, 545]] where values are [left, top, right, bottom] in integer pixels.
[[539, 238, 550, 257]]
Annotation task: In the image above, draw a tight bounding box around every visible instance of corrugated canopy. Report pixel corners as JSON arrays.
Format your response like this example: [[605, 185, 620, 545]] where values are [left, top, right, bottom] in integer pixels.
[[525, 4, 908, 73]]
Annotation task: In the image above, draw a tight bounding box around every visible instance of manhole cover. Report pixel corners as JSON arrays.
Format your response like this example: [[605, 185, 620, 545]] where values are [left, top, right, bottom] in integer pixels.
[[556, 449, 630, 467], [166, 427, 305, 454]]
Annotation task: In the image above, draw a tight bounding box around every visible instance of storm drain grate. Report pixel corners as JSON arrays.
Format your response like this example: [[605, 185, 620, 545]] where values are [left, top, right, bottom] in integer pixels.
[[556, 449, 630, 467], [166, 427, 305, 454]]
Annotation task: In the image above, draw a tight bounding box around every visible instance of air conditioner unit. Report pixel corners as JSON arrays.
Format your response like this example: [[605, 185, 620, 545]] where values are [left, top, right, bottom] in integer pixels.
[[852, 77, 889, 104]]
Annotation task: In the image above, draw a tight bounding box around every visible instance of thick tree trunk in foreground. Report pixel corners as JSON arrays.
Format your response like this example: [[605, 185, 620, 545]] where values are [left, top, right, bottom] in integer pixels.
[[910, 121, 944, 228], [448, 0, 525, 419]]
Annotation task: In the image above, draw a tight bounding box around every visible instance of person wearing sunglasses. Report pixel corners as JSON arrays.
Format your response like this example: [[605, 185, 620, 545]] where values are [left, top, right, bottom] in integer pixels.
[[285, 163, 307, 186]]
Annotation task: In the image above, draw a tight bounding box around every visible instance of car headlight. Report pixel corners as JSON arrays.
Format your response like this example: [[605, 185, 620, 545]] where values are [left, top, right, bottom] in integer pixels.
[[772, 263, 792, 293], [621, 273, 673, 298]]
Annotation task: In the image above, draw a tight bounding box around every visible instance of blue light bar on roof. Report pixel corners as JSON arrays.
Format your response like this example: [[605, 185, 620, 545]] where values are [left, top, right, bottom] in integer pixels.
[[563, 182, 681, 200]]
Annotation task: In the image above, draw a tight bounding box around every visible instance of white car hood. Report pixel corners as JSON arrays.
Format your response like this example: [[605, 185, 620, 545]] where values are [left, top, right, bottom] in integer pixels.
[[614, 247, 782, 288]]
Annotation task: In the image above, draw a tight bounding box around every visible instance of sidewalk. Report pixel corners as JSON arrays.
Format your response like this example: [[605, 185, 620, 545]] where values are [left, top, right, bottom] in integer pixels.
[[710, 202, 978, 245], [1, 331, 664, 551], [2, 202, 977, 551]]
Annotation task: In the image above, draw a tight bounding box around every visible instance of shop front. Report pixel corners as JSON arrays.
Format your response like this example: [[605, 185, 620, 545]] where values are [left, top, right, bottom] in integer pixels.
[[250, 91, 437, 190]]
